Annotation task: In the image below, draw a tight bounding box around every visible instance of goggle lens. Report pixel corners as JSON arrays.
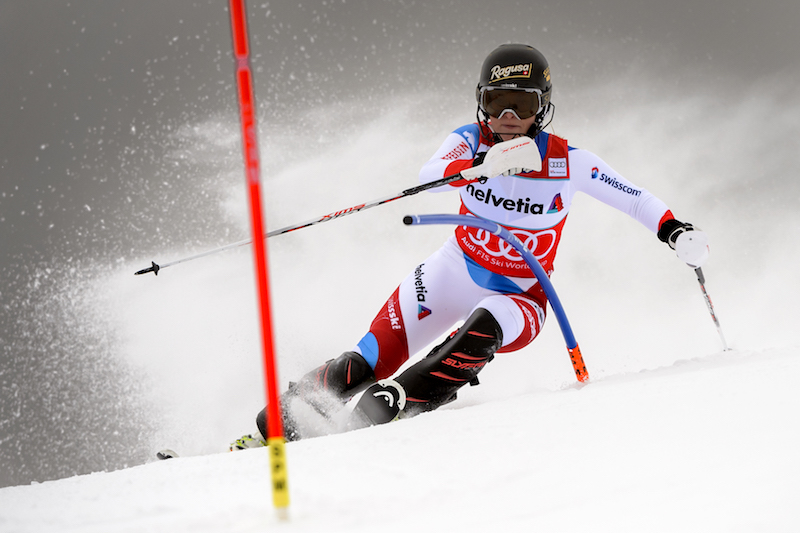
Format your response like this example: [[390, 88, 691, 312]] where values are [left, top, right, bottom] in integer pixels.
[[481, 88, 542, 119]]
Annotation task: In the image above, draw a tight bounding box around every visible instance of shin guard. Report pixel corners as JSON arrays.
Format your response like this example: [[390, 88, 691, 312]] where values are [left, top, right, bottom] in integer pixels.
[[352, 308, 502, 426]]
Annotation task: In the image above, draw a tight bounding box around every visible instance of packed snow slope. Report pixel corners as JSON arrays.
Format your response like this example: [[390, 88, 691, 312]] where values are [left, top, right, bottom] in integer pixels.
[[1, 346, 797, 532]]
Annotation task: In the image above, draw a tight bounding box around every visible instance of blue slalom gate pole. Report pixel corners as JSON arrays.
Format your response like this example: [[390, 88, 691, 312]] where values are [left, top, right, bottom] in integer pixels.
[[403, 214, 589, 383]]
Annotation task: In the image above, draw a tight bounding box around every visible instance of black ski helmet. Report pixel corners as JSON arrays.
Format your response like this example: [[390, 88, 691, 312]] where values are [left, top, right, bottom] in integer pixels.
[[476, 44, 553, 137]]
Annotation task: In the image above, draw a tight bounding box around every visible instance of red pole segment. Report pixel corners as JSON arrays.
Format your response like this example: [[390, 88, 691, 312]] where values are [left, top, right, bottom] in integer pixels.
[[228, 0, 289, 511]]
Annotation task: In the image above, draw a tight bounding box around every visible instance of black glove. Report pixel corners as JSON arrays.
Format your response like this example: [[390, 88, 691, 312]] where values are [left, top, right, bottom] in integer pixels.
[[657, 219, 697, 250], [472, 152, 488, 184]]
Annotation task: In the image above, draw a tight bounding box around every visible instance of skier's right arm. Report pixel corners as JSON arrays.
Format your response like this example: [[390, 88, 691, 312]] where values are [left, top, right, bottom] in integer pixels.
[[420, 127, 542, 190], [419, 129, 483, 192]]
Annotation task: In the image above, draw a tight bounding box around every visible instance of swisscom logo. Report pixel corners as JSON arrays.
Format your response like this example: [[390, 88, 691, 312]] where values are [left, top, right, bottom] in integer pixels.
[[591, 167, 641, 197]]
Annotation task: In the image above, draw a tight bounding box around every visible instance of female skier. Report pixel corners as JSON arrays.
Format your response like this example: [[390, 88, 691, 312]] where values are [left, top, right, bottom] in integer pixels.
[[232, 43, 709, 448]]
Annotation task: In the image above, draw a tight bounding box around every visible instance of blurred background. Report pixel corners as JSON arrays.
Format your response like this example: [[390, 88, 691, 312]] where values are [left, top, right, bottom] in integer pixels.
[[2, 0, 799, 488]]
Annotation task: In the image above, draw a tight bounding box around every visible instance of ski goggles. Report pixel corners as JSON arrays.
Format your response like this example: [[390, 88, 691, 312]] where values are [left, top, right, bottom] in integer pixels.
[[479, 86, 545, 120]]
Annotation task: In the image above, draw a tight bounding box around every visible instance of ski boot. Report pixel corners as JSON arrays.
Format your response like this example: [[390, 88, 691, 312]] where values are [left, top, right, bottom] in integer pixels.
[[351, 308, 502, 427], [230, 429, 267, 451], [254, 351, 376, 442]]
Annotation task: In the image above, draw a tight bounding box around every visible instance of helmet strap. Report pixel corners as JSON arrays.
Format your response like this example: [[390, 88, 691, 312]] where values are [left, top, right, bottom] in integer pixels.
[[540, 102, 555, 131], [527, 103, 555, 137], [476, 106, 504, 144]]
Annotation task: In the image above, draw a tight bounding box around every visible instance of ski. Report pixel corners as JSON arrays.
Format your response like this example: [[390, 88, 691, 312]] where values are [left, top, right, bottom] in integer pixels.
[[156, 449, 179, 460]]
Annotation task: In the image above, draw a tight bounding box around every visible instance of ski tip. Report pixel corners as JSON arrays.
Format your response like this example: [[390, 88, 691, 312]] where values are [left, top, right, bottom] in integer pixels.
[[156, 449, 178, 460]]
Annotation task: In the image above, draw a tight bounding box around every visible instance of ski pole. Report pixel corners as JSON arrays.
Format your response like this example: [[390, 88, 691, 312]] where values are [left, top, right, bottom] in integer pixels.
[[133, 172, 467, 276], [134, 136, 540, 276], [403, 213, 589, 384], [694, 267, 729, 351]]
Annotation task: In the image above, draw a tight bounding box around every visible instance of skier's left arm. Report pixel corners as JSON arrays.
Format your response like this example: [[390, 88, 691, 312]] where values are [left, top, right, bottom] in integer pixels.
[[569, 148, 709, 268]]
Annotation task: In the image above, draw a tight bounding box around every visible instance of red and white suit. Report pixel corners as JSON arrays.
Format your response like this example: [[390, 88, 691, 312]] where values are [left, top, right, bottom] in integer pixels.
[[355, 124, 674, 380]]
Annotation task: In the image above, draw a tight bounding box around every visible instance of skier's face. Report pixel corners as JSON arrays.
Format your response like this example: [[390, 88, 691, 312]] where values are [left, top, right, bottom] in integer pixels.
[[489, 111, 538, 141]]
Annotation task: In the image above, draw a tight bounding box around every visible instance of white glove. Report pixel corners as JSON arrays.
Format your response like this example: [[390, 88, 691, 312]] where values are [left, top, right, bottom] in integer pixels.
[[658, 219, 710, 268], [460, 136, 542, 182], [675, 230, 710, 268]]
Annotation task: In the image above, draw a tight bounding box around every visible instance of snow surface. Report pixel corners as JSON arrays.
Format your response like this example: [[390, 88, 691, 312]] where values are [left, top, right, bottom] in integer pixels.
[[1, 347, 798, 532]]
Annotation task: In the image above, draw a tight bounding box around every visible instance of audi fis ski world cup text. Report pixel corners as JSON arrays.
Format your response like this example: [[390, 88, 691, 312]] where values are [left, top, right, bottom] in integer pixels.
[[460, 226, 558, 271]]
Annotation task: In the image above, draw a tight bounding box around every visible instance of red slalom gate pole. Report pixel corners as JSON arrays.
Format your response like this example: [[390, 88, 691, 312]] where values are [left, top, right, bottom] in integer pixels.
[[228, 0, 290, 513]]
